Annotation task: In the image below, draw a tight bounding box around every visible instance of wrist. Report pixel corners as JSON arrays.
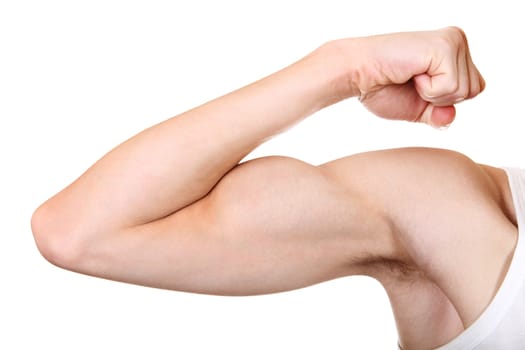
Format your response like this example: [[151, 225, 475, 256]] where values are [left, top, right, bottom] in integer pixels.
[[313, 38, 363, 104]]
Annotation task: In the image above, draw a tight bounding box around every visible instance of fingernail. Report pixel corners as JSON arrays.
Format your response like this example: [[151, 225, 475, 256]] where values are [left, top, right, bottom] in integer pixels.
[[435, 122, 452, 130]]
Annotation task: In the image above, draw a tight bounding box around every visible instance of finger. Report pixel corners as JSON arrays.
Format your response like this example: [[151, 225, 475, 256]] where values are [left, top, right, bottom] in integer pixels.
[[415, 46, 471, 106], [431, 105, 456, 127], [468, 61, 485, 98], [431, 47, 470, 106], [465, 44, 480, 98], [447, 46, 471, 104], [454, 46, 470, 103], [479, 70, 486, 92], [414, 46, 459, 104], [413, 27, 484, 106], [463, 39, 486, 98], [467, 63, 480, 99], [416, 103, 456, 128]]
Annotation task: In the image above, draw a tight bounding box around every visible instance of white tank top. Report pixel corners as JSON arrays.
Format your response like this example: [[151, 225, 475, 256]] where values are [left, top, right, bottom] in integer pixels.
[[435, 167, 525, 349]]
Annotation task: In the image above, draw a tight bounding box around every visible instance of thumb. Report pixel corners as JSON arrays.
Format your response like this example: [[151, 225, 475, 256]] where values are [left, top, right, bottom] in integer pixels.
[[417, 103, 456, 128]]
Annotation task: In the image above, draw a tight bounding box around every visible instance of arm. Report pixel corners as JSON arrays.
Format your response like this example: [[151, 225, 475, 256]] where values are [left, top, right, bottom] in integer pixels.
[[319, 148, 518, 347], [40, 43, 350, 231], [31, 27, 485, 294]]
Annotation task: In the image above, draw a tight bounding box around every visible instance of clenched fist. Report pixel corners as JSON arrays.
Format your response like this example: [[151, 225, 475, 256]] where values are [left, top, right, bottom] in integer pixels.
[[331, 27, 485, 128]]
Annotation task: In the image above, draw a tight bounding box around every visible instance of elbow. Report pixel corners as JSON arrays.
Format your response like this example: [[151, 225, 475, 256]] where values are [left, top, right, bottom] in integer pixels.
[[31, 202, 84, 271]]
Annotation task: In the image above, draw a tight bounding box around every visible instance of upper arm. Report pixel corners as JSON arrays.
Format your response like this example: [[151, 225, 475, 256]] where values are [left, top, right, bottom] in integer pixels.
[[34, 155, 386, 295], [319, 147, 508, 264]]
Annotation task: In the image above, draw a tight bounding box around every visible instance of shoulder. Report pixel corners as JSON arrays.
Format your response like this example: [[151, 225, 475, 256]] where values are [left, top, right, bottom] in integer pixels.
[[318, 147, 503, 220], [320, 147, 518, 324], [317, 147, 512, 255], [319, 147, 490, 187], [317, 146, 515, 278]]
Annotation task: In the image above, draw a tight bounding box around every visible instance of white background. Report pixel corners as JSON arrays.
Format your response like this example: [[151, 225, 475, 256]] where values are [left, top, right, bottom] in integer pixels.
[[1, 1, 524, 349]]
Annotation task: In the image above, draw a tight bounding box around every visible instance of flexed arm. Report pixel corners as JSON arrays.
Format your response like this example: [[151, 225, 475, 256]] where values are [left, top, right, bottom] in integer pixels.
[[31, 27, 485, 294]]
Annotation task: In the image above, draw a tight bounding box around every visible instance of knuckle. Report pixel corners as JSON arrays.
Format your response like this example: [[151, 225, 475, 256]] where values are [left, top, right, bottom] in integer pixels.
[[444, 26, 467, 43], [470, 83, 481, 97], [449, 26, 467, 39], [444, 79, 459, 96], [459, 87, 469, 98], [448, 83, 468, 100], [436, 26, 467, 51], [480, 77, 487, 92]]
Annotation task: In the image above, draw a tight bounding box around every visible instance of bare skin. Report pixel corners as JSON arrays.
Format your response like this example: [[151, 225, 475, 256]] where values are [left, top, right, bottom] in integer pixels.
[[31, 27, 518, 349]]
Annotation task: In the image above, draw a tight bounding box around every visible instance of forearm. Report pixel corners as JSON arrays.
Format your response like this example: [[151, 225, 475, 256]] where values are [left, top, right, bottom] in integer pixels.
[[38, 41, 355, 229]]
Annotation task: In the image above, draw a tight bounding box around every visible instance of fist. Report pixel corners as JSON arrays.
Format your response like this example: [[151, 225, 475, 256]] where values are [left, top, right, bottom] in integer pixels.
[[344, 27, 486, 127]]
